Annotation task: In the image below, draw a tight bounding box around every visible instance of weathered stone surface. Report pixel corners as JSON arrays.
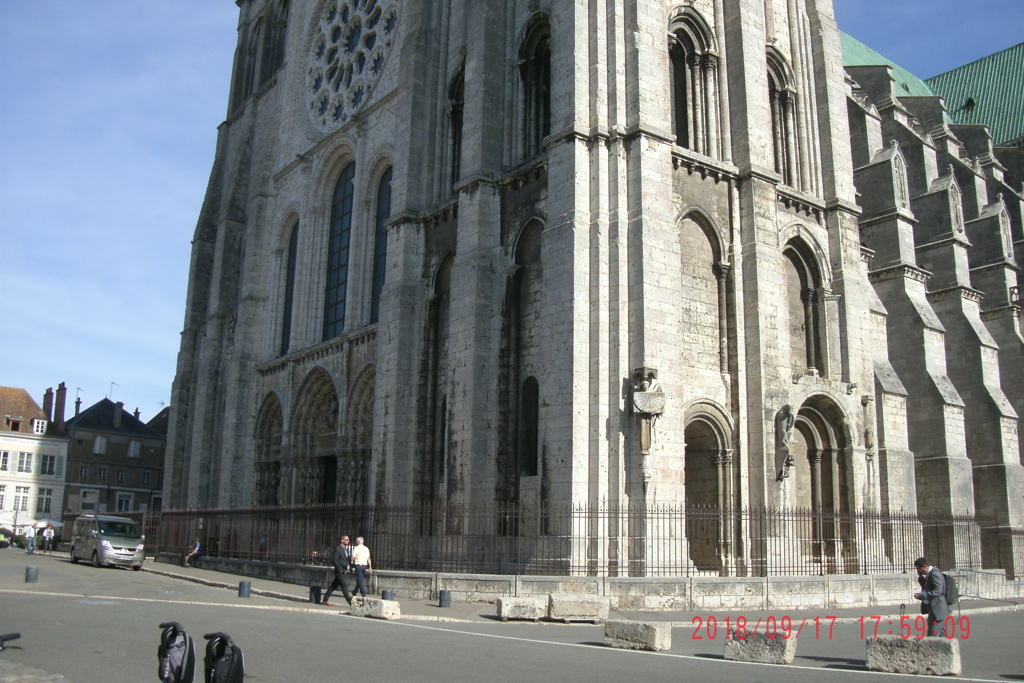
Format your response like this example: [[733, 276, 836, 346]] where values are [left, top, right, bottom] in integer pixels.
[[351, 596, 401, 620], [548, 594, 610, 623], [496, 597, 546, 622], [604, 620, 671, 651], [723, 629, 797, 665], [866, 636, 962, 676]]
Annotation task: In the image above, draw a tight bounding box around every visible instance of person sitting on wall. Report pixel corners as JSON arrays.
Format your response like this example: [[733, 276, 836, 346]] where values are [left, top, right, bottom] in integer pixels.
[[184, 538, 204, 568]]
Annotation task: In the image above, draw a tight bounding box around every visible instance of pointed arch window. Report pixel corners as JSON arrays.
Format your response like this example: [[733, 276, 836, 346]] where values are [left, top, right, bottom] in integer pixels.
[[519, 19, 551, 159], [324, 162, 356, 340], [245, 18, 265, 98], [783, 241, 824, 376], [369, 167, 392, 324], [669, 12, 719, 157], [894, 155, 909, 208], [768, 52, 798, 186], [280, 222, 299, 355]]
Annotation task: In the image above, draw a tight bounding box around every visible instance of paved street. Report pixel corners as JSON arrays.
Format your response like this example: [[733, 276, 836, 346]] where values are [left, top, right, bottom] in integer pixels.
[[1, 549, 1022, 682]]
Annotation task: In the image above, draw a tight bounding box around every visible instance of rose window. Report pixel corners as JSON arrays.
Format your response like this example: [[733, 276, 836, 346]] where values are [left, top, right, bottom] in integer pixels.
[[308, 0, 397, 131]]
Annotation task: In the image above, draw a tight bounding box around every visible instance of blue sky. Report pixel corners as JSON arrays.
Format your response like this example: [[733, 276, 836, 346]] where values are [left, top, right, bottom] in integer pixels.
[[0, 1, 1020, 422]]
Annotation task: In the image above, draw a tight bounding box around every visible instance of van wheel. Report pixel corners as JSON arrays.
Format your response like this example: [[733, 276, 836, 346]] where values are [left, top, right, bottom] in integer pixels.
[[132, 565, 142, 571], [70, 547, 78, 563], [91, 551, 101, 568]]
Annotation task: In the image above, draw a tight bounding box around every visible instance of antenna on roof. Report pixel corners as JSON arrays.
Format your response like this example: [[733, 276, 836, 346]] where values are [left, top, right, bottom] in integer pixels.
[[157, 400, 166, 408], [108, 381, 119, 399]]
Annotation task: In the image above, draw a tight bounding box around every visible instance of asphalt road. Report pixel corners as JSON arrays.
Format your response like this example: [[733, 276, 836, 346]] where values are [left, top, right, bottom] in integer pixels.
[[2, 550, 1023, 682]]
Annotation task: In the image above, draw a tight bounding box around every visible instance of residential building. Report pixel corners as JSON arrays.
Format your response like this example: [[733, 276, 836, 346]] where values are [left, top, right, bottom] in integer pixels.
[[0, 385, 69, 534], [64, 397, 166, 516]]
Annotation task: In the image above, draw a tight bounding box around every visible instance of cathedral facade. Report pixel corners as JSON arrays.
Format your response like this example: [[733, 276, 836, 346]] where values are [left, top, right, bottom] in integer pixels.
[[166, 0, 1024, 576]]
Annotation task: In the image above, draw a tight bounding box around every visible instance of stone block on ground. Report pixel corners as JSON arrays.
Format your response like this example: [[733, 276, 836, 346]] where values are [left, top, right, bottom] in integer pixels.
[[351, 596, 401, 620], [547, 594, 610, 623], [866, 636, 961, 676], [723, 629, 797, 664], [604, 619, 672, 651], [496, 597, 546, 622]]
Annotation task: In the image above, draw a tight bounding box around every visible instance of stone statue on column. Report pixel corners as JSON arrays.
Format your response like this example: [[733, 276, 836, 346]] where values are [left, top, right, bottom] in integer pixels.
[[775, 404, 797, 481], [631, 367, 665, 489]]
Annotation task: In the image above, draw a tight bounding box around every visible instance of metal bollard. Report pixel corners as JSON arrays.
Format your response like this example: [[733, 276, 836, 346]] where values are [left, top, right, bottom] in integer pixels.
[[309, 585, 322, 604], [381, 589, 394, 601], [439, 589, 451, 608], [238, 581, 251, 598], [25, 566, 39, 583]]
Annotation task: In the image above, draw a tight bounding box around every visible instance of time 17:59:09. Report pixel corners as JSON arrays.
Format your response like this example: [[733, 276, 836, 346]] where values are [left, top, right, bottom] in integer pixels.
[[859, 615, 971, 639]]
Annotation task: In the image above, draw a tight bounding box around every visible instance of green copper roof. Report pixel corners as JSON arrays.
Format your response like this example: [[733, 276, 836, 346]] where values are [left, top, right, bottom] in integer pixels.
[[840, 32, 936, 97], [926, 42, 1024, 147]]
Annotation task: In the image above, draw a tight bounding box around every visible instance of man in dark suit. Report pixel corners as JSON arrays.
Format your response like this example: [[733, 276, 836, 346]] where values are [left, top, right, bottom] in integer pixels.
[[914, 557, 950, 636], [322, 535, 353, 606]]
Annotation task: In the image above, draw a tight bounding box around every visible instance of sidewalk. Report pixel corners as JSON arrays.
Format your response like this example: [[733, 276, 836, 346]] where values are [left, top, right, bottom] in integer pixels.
[[143, 559, 1021, 627]]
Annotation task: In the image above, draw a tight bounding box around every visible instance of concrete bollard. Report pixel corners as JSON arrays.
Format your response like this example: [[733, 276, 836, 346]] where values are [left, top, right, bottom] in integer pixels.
[[309, 585, 322, 604], [238, 581, 251, 598], [25, 566, 39, 583], [439, 589, 451, 608]]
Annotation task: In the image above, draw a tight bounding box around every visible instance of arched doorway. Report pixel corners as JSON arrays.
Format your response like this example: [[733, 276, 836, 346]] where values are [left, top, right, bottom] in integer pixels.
[[785, 396, 852, 573], [291, 368, 340, 504], [254, 393, 284, 506], [683, 402, 734, 573]]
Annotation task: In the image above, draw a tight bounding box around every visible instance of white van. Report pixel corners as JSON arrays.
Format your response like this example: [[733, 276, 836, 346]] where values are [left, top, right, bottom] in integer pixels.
[[69, 514, 145, 570]]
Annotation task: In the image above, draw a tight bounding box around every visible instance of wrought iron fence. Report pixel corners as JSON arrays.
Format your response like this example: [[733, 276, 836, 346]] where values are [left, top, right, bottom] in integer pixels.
[[146, 503, 1020, 577]]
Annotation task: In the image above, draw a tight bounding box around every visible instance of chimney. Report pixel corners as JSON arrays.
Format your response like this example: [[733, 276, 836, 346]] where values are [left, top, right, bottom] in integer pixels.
[[134, 408, 140, 420], [75, 397, 81, 416], [114, 401, 124, 429], [54, 382, 67, 432], [42, 387, 54, 421]]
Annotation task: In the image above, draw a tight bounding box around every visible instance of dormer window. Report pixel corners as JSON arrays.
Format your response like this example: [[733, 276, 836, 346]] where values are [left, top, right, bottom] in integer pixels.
[[33, 419, 47, 435], [8, 419, 21, 432]]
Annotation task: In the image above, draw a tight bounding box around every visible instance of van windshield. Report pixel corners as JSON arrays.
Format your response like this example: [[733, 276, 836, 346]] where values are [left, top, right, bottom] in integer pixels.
[[98, 520, 142, 539]]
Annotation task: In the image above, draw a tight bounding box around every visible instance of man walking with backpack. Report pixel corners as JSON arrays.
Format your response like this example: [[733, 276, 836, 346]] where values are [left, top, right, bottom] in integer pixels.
[[913, 557, 951, 636]]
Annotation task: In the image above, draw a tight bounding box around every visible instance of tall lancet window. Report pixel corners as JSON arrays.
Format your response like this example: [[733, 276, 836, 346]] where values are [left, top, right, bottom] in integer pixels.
[[894, 154, 909, 208], [519, 18, 551, 159], [369, 167, 392, 324], [669, 11, 719, 157], [768, 51, 798, 186], [324, 162, 356, 340], [448, 67, 465, 190], [280, 222, 299, 355]]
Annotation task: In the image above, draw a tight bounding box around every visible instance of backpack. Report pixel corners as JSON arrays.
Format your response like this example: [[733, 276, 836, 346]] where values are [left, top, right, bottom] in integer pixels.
[[203, 632, 244, 683], [158, 621, 196, 683], [943, 572, 958, 606]]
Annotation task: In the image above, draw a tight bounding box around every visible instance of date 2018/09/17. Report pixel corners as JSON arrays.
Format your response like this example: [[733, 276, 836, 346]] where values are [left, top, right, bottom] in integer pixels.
[[690, 615, 971, 640]]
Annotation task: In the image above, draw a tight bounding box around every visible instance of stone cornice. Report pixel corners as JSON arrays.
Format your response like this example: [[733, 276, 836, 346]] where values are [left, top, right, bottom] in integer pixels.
[[926, 285, 984, 304], [671, 149, 738, 183], [256, 326, 377, 377], [969, 259, 1021, 276], [857, 206, 916, 229], [777, 186, 826, 222], [867, 263, 931, 285]]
